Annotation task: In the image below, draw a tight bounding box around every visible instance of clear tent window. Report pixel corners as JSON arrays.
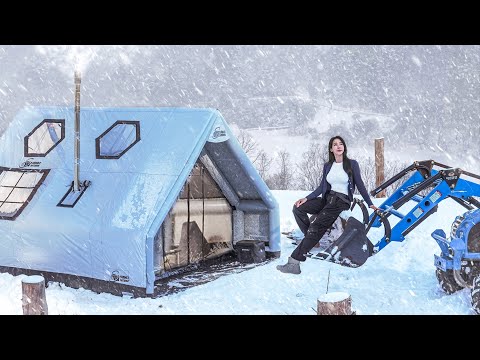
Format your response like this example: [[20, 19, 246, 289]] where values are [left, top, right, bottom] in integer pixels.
[[95, 121, 141, 159], [0, 168, 50, 220], [24, 119, 65, 157]]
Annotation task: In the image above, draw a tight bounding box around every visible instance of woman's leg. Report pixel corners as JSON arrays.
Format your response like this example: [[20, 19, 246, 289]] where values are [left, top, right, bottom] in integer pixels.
[[292, 197, 326, 236], [291, 196, 351, 262]]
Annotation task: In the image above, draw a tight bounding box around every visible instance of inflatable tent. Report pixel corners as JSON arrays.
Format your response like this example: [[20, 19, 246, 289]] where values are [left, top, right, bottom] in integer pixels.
[[0, 106, 280, 296]]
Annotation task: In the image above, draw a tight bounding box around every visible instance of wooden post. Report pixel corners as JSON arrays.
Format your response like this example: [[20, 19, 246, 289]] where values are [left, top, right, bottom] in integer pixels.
[[375, 138, 386, 198], [317, 292, 353, 315], [22, 275, 48, 315]]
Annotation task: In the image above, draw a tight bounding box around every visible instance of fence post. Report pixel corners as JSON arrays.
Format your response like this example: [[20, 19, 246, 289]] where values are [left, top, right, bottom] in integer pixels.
[[375, 138, 386, 198]]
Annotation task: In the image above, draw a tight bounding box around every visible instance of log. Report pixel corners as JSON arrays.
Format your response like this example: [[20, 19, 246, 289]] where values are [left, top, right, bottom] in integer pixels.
[[317, 292, 353, 315], [22, 275, 48, 315]]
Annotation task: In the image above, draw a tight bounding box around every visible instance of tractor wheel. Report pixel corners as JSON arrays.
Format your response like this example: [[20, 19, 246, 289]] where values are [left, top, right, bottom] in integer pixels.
[[436, 269, 463, 294], [471, 276, 480, 314]]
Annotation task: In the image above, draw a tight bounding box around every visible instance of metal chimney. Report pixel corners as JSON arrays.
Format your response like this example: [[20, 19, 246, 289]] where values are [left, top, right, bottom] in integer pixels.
[[74, 71, 81, 192]]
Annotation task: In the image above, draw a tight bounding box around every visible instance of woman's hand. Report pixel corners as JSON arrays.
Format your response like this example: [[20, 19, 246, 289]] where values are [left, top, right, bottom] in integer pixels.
[[294, 198, 308, 208], [369, 205, 381, 211]]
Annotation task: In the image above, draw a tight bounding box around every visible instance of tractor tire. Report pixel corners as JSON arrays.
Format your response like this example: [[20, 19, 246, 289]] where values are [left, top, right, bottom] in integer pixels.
[[436, 269, 463, 294], [471, 276, 480, 315]]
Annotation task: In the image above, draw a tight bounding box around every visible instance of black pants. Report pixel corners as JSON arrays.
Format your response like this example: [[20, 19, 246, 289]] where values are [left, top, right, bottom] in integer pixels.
[[291, 193, 351, 262]]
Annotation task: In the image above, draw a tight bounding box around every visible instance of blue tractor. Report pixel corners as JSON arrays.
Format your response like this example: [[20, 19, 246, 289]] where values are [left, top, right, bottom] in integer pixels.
[[313, 160, 480, 314]]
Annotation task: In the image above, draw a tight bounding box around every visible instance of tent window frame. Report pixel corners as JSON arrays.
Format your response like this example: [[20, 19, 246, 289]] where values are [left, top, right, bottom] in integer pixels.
[[0, 167, 50, 221], [24, 119, 65, 157], [95, 120, 141, 160]]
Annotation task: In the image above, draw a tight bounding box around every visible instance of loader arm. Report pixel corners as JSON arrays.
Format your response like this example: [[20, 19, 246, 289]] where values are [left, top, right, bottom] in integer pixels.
[[369, 161, 480, 252]]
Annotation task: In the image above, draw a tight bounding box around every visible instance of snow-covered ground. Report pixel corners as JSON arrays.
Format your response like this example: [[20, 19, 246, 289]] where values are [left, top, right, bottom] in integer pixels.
[[0, 190, 476, 315]]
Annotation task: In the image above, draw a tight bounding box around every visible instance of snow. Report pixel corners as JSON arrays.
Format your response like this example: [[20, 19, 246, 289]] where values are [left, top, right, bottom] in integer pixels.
[[0, 190, 476, 315], [318, 292, 350, 302], [21, 275, 45, 284], [1, 45, 479, 315]]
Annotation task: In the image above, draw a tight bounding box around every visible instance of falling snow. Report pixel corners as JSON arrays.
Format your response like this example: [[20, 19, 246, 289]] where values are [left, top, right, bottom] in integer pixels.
[[0, 45, 479, 314]]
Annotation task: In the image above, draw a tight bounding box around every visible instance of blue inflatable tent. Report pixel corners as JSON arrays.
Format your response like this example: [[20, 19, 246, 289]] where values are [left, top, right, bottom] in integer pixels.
[[0, 106, 280, 296]]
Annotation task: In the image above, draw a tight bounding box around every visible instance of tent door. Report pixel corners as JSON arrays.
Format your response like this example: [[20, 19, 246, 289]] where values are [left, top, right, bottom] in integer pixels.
[[162, 161, 233, 271]]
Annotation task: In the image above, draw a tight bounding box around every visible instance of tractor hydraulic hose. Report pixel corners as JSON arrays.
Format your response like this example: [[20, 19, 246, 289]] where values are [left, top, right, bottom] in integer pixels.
[[449, 195, 475, 211], [365, 213, 378, 234], [468, 196, 480, 209], [370, 160, 435, 197], [379, 212, 392, 243], [370, 163, 417, 196], [350, 198, 369, 225], [366, 210, 392, 244]]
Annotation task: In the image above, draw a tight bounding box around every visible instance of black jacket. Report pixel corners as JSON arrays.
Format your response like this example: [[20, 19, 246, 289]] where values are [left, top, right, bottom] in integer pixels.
[[305, 159, 373, 207]]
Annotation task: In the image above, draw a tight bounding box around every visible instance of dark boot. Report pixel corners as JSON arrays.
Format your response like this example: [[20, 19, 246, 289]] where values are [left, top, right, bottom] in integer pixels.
[[276, 257, 301, 275]]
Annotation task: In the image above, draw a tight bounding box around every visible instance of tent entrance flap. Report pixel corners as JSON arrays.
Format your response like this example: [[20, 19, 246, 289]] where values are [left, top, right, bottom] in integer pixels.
[[163, 200, 233, 270], [311, 217, 373, 268]]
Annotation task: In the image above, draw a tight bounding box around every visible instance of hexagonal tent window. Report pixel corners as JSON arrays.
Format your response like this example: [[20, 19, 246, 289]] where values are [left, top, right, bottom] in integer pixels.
[[96, 121, 140, 159], [24, 119, 65, 157]]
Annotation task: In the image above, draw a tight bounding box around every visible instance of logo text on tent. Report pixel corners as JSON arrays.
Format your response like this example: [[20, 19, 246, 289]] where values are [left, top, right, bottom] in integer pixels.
[[19, 158, 42, 168], [212, 126, 226, 139], [111, 270, 130, 283]]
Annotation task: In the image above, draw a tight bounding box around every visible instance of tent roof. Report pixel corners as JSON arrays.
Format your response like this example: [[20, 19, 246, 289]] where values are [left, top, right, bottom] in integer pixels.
[[0, 106, 273, 235]]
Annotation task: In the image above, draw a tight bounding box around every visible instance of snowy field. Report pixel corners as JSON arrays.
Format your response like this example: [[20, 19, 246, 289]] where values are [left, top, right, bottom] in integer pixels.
[[0, 190, 476, 315]]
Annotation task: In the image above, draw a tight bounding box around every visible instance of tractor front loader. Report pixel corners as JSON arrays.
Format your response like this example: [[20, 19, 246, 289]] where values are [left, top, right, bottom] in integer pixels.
[[312, 160, 480, 313]]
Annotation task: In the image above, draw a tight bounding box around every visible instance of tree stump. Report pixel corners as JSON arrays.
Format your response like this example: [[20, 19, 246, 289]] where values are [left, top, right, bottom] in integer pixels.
[[317, 292, 353, 315], [22, 275, 48, 315]]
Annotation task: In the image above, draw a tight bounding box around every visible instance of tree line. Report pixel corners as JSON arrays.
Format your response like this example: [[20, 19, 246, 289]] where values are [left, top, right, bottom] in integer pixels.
[[237, 130, 409, 196]]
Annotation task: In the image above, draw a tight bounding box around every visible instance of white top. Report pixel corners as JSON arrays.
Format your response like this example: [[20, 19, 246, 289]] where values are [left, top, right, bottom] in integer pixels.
[[326, 161, 349, 196]]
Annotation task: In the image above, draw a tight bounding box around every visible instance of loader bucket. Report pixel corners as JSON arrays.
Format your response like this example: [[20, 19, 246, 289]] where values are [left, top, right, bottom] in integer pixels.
[[312, 217, 373, 268]]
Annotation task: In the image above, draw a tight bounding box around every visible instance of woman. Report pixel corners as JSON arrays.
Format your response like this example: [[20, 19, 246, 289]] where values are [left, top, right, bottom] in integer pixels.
[[277, 135, 380, 274]]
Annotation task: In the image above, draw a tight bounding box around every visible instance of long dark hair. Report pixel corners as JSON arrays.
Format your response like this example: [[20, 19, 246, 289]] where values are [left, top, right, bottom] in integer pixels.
[[328, 135, 352, 177]]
